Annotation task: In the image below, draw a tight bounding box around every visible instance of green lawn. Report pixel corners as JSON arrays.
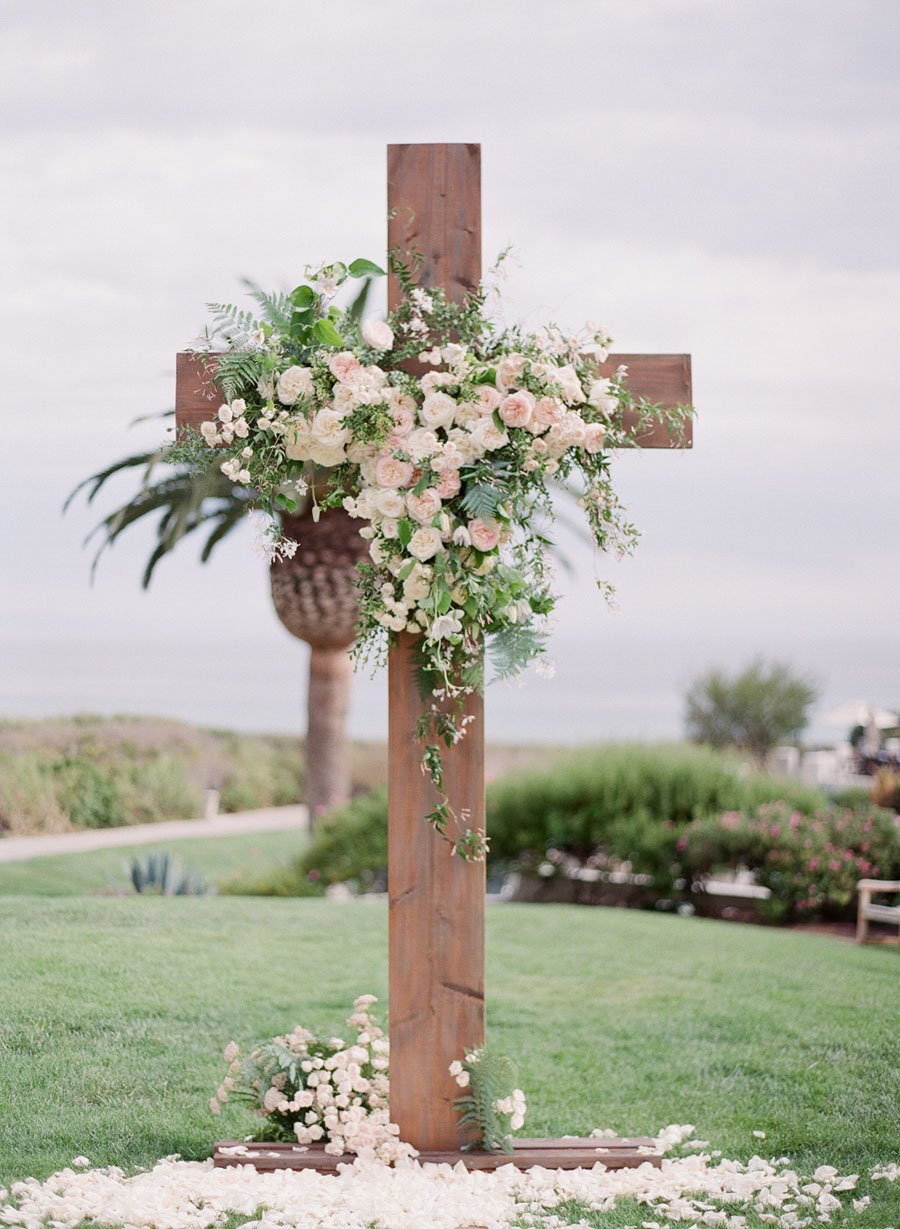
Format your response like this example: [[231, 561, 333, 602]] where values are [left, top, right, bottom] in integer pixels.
[[0, 829, 306, 896], [0, 899, 897, 1227]]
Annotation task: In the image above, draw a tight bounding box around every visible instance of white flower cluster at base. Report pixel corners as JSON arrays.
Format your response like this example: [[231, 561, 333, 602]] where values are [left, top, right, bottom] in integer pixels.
[[1, 1130, 886, 1229]]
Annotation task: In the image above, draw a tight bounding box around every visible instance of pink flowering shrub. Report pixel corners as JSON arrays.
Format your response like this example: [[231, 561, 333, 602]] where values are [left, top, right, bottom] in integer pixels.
[[679, 800, 900, 921]]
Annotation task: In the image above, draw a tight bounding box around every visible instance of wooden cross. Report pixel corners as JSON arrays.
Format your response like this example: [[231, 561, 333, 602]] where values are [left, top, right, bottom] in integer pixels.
[[177, 142, 692, 1170]]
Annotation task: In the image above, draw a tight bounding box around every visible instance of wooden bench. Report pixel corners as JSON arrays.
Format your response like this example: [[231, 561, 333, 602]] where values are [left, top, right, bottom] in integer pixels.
[[856, 879, 900, 943]]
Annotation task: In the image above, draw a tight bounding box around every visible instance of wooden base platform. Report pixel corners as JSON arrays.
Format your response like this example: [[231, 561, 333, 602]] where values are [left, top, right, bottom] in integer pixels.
[[213, 1137, 662, 1172]]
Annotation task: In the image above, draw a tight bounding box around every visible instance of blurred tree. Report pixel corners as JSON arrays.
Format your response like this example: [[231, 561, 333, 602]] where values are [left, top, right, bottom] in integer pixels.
[[685, 659, 818, 768]]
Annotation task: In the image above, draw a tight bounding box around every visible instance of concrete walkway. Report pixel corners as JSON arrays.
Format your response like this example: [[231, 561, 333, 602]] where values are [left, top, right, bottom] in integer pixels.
[[0, 805, 309, 864]]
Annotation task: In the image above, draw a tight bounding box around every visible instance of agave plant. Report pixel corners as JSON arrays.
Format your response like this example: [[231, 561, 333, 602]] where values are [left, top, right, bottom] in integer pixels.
[[129, 851, 209, 896], [67, 279, 375, 826]]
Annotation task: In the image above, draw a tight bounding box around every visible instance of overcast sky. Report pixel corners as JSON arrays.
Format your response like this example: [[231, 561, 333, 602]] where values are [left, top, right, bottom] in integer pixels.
[[1, 0, 898, 746]]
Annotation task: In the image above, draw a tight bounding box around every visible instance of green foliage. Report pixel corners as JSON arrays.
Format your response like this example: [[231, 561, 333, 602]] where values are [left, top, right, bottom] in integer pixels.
[[685, 659, 818, 765], [236, 746, 830, 901], [129, 852, 209, 896], [679, 800, 900, 921], [0, 717, 302, 836], [486, 744, 826, 872], [52, 758, 121, 829], [453, 1047, 521, 1153]]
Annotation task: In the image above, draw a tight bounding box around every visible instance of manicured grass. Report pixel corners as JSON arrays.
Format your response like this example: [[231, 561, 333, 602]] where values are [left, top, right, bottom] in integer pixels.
[[0, 899, 897, 1227], [0, 830, 307, 896]]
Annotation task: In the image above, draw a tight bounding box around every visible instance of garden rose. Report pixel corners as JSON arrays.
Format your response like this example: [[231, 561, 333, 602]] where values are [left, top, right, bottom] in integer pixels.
[[284, 420, 312, 461], [407, 526, 444, 561], [533, 396, 565, 429], [468, 518, 501, 552], [500, 390, 535, 429], [584, 422, 607, 453], [435, 467, 461, 498], [361, 318, 394, 350], [495, 353, 527, 392], [375, 489, 406, 518], [328, 352, 363, 384], [476, 385, 502, 414], [469, 418, 509, 452], [311, 408, 350, 447], [406, 428, 440, 462], [374, 455, 415, 488], [420, 391, 457, 429], [277, 365, 314, 404], [406, 488, 442, 524]]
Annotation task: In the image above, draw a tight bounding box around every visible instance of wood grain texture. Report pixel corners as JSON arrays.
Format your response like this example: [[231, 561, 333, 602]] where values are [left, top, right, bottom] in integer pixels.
[[598, 354, 693, 448], [386, 144, 486, 1154], [174, 352, 222, 432], [388, 632, 485, 1151], [213, 1137, 662, 1172], [387, 143, 481, 310]]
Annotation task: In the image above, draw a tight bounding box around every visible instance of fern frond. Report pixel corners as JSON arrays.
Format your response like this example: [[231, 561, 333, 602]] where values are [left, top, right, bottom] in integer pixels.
[[488, 624, 546, 683]]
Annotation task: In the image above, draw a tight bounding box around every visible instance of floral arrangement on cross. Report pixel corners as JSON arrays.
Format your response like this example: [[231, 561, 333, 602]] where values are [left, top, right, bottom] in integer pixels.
[[176, 253, 690, 858]]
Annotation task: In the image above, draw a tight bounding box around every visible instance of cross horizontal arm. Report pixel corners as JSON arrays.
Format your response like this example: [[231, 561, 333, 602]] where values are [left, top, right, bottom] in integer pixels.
[[174, 351, 692, 447]]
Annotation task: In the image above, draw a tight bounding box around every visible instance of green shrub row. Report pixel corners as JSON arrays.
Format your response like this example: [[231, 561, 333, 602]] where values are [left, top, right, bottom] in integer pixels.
[[234, 745, 843, 906], [0, 718, 304, 834]]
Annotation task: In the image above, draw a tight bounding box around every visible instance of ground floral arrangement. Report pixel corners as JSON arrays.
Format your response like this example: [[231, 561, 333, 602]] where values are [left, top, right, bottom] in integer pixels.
[[3, 1130, 896, 1229], [208, 997, 526, 1162], [176, 255, 690, 857]]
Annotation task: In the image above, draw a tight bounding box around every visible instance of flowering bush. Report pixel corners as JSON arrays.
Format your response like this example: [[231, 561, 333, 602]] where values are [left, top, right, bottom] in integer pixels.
[[678, 800, 900, 920], [209, 995, 415, 1164], [178, 255, 690, 856], [450, 1048, 526, 1153]]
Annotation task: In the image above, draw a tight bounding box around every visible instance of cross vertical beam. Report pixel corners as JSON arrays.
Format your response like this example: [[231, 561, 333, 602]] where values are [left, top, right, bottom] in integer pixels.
[[386, 143, 485, 1151]]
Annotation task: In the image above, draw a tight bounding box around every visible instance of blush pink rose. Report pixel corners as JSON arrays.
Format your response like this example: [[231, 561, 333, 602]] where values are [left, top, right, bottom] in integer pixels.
[[328, 352, 363, 384], [533, 396, 565, 429], [406, 488, 442, 524], [374, 454, 415, 488], [477, 386, 502, 415], [435, 468, 461, 498], [390, 405, 415, 436], [468, 518, 501, 552], [583, 422, 606, 453], [499, 390, 535, 429]]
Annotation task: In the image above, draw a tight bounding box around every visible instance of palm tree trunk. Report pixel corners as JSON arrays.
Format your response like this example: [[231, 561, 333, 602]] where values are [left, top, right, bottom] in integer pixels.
[[305, 645, 353, 825]]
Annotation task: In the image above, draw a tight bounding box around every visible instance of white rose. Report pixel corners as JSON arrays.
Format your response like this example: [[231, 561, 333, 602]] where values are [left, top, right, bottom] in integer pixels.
[[403, 563, 432, 602], [407, 526, 444, 562], [469, 418, 509, 452], [311, 408, 350, 447], [554, 364, 584, 405], [406, 427, 440, 462], [361, 318, 394, 350], [376, 489, 406, 518], [495, 353, 527, 392], [278, 366, 315, 405], [587, 377, 618, 415], [199, 421, 220, 445], [284, 420, 312, 461], [419, 391, 457, 429], [309, 442, 346, 467]]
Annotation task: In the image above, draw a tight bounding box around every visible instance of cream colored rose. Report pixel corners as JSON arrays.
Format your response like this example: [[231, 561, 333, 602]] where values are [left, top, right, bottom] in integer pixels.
[[469, 418, 509, 453], [587, 377, 618, 415], [284, 419, 312, 460], [406, 428, 440, 462], [583, 422, 607, 453], [311, 408, 350, 447], [361, 318, 394, 350], [407, 526, 444, 562], [381, 517, 399, 539], [390, 403, 415, 437], [374, 454, 415, 488], [554, 364, 584, 405], [499, 390, 535, 429], [495, 353, 527, 393], [419, 391, 457, 430], [277, 366, 314, 405], [309, 441, 346, 467], [376, 488, 406, 518], [403, 563, 432, 602], [406, 488, 442, 524], [563, 411, 587, 446], [468, 518, 502, 552]]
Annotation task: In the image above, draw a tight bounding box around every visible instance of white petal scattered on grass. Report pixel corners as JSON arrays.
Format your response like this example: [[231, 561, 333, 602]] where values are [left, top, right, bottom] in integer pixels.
[[0, 1128, 892, 1229]]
